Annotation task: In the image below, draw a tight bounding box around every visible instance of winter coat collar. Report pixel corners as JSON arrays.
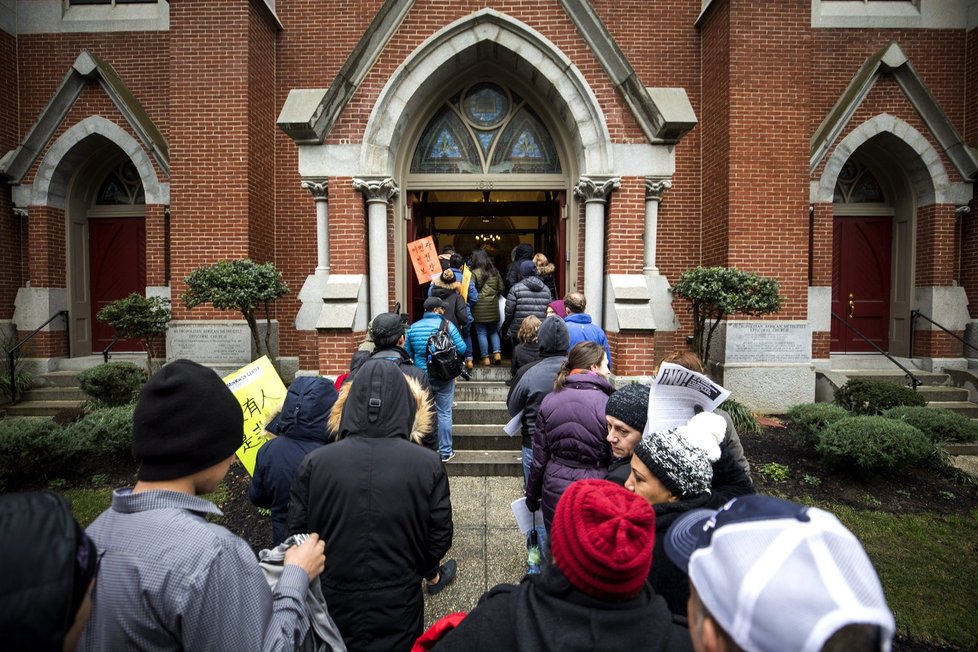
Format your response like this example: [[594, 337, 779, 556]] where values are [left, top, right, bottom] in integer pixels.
[[432, 274, 462, 292], [565, 312, 593, 324], [563, 372, 615, 394], [517, 276, 547, 293]]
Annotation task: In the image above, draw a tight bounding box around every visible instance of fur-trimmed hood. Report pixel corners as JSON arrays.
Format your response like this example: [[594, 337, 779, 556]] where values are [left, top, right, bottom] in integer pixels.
[[327, 358, 433, 445], [431, 274, 463, 292], [535, 262, 555, 276]]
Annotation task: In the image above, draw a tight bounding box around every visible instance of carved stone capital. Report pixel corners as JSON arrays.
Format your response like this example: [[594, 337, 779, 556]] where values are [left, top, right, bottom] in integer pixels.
[[12, 207, 28, 218], [352, 177, 399, 203], [644, 177, 671, 201], [301, 178, 329, 201], [573, 176, 620, 203]]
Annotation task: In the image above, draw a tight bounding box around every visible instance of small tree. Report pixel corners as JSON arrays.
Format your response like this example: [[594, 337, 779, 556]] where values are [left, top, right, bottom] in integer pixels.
[[97, 293, 171, 374], [182, 259, 289, 364], [671, 266, 784, 366]]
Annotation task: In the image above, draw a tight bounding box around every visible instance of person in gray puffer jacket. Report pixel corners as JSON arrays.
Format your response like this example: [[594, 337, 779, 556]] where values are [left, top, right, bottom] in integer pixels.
[[504, 260, 552, 341]]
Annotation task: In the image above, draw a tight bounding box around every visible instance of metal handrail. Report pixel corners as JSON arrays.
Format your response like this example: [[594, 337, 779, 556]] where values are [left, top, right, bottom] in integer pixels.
[[909, 310, 978, 359], [102, 332, 122, 364], [830, 311, 922, 390], [4, 310, 70, 404]]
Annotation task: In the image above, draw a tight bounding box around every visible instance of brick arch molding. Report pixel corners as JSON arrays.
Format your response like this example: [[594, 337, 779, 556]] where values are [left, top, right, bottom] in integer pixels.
[[359, 7, 612, 177], [814, 113, 948, 205], [32, 116, 168, 208]]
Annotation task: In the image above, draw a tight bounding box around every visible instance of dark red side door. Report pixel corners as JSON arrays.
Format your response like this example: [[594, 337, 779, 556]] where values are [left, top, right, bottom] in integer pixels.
[[831, 216, 892, 353], [89, 217, 146, 353]]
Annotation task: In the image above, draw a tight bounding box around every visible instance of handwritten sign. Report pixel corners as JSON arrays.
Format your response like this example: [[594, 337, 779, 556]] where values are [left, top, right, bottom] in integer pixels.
[[407, 236, 442, 284], [223, 356, 286, 475], [460, 265, 472, 302]]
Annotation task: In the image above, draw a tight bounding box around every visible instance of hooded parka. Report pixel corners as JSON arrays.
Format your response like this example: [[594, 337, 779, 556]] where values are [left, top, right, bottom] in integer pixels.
[[504, 275, 552, 340], [288, 359, 452, 652], [507, 317, 569, 449]]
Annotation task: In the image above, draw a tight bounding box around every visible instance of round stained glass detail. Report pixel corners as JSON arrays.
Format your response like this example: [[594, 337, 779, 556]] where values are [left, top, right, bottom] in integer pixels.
[[463, 83, 509, 128]]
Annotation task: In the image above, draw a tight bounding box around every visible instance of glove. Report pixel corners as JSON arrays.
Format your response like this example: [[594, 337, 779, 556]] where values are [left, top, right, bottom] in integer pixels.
[[525, 497, 540, 513]]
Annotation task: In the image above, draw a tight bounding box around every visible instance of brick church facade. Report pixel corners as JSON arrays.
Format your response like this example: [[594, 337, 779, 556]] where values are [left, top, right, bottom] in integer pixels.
[[2, 0, 977, 410]]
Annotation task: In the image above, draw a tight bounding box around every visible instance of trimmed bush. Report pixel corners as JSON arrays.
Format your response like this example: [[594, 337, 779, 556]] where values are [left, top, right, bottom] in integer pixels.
[[0, 418, 76, 491], [833, 378, 926, 416], [65, 404, 136, 460], [882, 406, 978, 444], [78, 362, 147, 407], [786, 403, 849, 446], [720, 397, 762, 435], [816, 416, 936, 473]]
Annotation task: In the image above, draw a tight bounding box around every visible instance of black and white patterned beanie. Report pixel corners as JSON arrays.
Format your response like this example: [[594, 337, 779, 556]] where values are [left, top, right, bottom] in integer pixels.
[[633, 412, 726, 499]]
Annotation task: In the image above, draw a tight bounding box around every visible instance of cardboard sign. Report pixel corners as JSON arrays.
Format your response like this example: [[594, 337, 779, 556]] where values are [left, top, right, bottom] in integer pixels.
[[407, 236, 442, 284], [223, 356, 287, 475], [459, 264, 472, 302]]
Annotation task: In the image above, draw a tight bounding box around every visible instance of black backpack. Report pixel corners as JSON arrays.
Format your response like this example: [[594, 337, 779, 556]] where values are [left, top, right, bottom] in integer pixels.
[[426, 320, 463, 380]]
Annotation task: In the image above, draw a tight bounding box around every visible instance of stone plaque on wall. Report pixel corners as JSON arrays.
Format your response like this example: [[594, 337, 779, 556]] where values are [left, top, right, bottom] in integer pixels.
[[724, 321, 811, 364], [167, 321, 257, 364]]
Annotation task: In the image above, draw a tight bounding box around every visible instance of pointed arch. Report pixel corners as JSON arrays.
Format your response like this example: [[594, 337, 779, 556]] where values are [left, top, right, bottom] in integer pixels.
[[359, 8, 613, 176], [31, 116, 168, 209], [814, 114, 969, 206]]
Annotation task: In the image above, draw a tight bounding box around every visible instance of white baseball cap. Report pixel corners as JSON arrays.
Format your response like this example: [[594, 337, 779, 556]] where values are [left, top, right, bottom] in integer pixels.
[[664, 495, 895, 652]]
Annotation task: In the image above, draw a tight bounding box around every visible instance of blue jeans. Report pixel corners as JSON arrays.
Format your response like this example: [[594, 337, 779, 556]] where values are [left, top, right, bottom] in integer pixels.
[[475, 322, 501, 357], [461, 322, 474, 361], [521, 444, 550, 560], [429, 377, 455, 459]]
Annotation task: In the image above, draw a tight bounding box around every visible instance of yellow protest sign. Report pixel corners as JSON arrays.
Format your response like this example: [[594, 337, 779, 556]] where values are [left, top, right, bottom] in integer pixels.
[[460, 264, 472, 302], [223, 356, 286, 475]]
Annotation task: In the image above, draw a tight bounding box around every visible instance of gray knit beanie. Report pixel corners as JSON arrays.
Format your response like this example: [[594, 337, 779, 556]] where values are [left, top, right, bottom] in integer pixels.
[[605, 383, 650, 434], [633, 427, 714, 500]]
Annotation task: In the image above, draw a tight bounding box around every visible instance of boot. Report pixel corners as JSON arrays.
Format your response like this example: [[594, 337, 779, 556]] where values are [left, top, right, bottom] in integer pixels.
[[481, 356, 491, 366], [466, 358, 474, 370], [492, 352, 502, 366]]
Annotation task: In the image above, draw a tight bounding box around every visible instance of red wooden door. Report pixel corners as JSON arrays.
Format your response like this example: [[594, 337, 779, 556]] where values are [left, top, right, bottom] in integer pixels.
[[89, 217, 146, 353], [831, 216, 892, 352]]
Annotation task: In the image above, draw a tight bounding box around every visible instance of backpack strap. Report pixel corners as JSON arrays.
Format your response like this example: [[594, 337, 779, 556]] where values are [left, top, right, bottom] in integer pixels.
[[439, 319, 449, 334]]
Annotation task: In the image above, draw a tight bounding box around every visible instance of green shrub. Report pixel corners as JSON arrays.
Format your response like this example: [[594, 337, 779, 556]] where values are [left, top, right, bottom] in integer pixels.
[[78, 362, 147, 407], [0, 418, 75, 491], [882, 406, 978, 444], [786, 403, 849, 446], [833, 378, 926, 415], [760, 462, 790, 482], [816, 416, 936, 473], [97, 293, 171, 373], [64, 405, 136, 460], [720, 397, 762, 435]]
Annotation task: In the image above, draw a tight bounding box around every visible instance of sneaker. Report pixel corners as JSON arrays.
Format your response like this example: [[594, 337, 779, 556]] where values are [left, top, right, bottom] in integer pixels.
[[426, 559, 458, 595], [440, 452, 456, 463]]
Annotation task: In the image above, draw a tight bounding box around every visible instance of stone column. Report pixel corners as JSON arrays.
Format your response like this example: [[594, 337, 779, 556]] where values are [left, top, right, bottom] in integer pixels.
[[300, 179, 330, 276], [353, 177, 399, 319], [643, 177, 671, 275], [574, 176, 620, 328]]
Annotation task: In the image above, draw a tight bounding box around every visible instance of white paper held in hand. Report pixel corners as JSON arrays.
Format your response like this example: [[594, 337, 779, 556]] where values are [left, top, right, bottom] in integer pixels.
[[504, 410, 523, 438], [511, 496, 534, 535]]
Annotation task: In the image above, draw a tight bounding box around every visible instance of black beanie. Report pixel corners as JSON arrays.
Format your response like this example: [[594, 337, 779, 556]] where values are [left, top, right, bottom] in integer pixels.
[[133, 359, 243, 481], [605, 383, 650, 434]]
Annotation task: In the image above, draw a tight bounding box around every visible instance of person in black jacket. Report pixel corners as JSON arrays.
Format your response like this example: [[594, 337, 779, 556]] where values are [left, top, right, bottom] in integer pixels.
[[430, 268, 469, 329], [504, 260, 552, 342], [0, 491, 100, 652], [504, 242, 534, 294], [427, 480, 692, 652], [288, 358, 455, 652], [249, 375, 338, 545]]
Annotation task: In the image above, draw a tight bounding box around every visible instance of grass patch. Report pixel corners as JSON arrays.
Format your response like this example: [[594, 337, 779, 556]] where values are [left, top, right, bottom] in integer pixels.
[[820, 503, 978, 649], [64, 483, 231, 528]]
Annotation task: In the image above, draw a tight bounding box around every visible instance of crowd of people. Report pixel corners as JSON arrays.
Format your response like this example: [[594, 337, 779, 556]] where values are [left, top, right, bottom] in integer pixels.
[[1, 243, 897, 652]]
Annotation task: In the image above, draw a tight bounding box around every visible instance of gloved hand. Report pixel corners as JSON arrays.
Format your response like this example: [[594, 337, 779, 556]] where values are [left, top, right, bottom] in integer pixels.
[[525, 497, 540, 513]]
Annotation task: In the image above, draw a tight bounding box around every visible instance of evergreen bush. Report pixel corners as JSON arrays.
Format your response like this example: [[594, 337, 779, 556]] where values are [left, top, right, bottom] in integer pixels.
[[0, 418, 74, 491], [720, 397, 762, 435], [882, 406, 978, 444], [64, 404, 136, 460], [786, 403, 849, 446], [816, 415, 936, 473], [833, 378, 926, 415], [78, 362, 147, 407], [97, 293, 171, 373]]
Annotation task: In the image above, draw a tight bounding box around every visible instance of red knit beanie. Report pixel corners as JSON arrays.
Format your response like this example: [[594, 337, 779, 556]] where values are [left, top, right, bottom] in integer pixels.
[[550, 479, 656, 602]]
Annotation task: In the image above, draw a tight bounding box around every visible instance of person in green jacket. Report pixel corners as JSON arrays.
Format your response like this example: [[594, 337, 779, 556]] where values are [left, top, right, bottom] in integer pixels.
[[470, 249, 505, 366]]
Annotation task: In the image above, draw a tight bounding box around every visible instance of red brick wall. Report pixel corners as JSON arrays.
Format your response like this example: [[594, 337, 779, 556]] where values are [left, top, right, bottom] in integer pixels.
[[145, 204, 167, 286], [964, 195, 978, 319], [0, 30, 21, 320], [915, 204, 956, 287], [699, 0, 730, 269], [605, 177, 646, 274], [607, 332, 656, 376], [317, 329, 366, 375], [169, 0, 251, 321], [28, 206, 66, 288], [726, 0, 810, 321], [248, 6, 277, 264], [811, 203, 834, 287], [913, 330, 965, 358], [967, 28, 978, 145]]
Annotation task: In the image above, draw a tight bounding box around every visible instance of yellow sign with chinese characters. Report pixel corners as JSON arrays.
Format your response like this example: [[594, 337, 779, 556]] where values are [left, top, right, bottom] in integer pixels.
[[223, 356, 286, 475]]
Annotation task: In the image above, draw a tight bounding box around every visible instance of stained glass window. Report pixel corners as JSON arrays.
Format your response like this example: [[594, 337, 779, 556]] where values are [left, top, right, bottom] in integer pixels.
[[411, 83, 561, 174], [96, 160, 145, 205], [833, 160, 885, 203]]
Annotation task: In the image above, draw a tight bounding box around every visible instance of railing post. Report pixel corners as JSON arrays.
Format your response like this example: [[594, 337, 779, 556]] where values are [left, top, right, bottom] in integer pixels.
[[6, 349, 15, 404], [62, 311, 70, 359], [909, 310, 918, 359]]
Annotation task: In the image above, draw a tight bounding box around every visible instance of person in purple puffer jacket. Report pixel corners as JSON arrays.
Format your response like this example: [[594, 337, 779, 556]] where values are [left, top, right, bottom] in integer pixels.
[[525, 341, 614, 538]]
